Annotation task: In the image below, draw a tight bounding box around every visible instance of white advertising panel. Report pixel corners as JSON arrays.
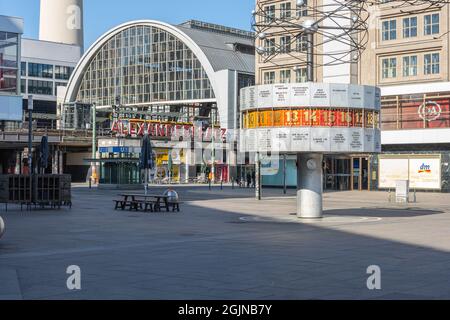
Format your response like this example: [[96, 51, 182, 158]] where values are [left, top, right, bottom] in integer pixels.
[[290, 127, 311, 151], [349, 85, 364, 109], [290, 83, 311, 106], [310, 128, 331, 152], [329, 83, 349, 107], [409, 158, 441, 189], [330, 128, 350, 152], [261, 154, 280, 176], [349, 128, 364, 152], [271, 128, 291, 152], [310, 83, 330, 107], [257, 85, 273, 109], [379, 158, 409, 189], [273, 84, 291, 107]]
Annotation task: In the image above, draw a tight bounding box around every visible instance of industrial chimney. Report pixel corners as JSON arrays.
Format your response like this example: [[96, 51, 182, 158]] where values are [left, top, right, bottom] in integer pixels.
[[39, 0, 84, 51]]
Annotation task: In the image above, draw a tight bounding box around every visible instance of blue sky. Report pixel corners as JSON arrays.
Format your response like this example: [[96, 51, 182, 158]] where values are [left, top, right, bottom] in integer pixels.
[[1, 0, 254, 48]]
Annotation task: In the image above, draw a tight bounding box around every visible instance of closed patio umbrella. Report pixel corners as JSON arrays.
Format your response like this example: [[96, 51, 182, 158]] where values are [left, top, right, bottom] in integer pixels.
[[139, 134, 154, 194], [38, 136, 49, 174]]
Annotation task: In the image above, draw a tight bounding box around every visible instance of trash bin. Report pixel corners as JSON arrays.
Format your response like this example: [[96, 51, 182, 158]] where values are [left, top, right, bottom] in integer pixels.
[[395, 180, 409, 203]]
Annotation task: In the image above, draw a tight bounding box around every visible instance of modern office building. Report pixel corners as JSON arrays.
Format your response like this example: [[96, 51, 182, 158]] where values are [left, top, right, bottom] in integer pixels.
[[0, 15, 24, 173], [0, 9, 85, 179], [62, 20, 255, 185], [359, 1, 450, 192]]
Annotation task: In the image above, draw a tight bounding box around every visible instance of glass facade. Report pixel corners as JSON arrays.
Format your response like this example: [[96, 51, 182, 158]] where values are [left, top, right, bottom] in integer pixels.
[[55, 65, 74, 80], [28, 63, 53, 79], [0, 31, 19, 94], [76, 25, 215, 107]]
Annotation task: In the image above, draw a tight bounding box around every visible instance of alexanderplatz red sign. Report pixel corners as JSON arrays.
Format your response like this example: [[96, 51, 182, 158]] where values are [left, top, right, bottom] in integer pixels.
[[111, 119, 228, 142]]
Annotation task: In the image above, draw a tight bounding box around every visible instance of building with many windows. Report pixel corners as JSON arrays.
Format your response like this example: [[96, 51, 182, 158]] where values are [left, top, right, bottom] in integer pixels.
[[0, 15, 23, 173], [0, 13, 84, 179], [62, 20, 255, 185], [254, 0, 449, 192], [360, 1, 450, 192]]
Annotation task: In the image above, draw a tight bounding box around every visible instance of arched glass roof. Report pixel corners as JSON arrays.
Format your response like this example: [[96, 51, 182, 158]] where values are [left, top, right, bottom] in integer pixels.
[[74, 24, 215, 107]]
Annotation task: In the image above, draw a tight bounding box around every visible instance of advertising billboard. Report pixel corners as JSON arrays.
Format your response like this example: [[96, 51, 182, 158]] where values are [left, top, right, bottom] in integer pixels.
[[379, 156, 441, 190]]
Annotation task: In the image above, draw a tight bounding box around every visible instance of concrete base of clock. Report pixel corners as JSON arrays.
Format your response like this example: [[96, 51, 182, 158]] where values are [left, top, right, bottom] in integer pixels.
[[297, 153, 324, 219]]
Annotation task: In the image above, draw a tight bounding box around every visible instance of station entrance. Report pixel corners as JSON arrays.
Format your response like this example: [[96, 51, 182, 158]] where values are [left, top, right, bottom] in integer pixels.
[[324, 156, 371, 191]]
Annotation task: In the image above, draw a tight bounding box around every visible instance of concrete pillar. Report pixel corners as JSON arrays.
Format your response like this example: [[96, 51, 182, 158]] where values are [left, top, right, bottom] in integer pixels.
[[297, 153, 323, 219]]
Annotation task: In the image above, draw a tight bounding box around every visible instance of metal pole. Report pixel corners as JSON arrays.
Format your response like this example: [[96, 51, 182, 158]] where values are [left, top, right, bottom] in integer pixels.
[[255, 152, 261, 200], [91, 103, 97, 185], [283, 154, 287, 195], [306, 31, 314, 82], [211, 109, 216, 184]]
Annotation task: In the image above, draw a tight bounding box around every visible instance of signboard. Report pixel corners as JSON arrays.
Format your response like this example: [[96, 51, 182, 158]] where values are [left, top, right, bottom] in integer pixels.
[[349, 128, 364, 152], [310, 83, 330, 107], [349, 85, 364, 109], [290, 127, 311, 151], [329, 83, 349, 107], [257, 85, 273, 108], [409, 158, 441, 189], [291, 83, 310, 106], [310, 128, 331, 152], [379, 158, 409, 189], [271, 128, 291, 152], [330, 129, 350, 152], [240, 87, 249, 111], [273, 84, 291, 107], [379, 156, 441, 190]]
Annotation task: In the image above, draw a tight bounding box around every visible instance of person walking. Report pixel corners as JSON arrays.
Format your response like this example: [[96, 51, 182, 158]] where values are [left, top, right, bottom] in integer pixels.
[[251, 171, 256, 188], [246, 172, 252, 188]]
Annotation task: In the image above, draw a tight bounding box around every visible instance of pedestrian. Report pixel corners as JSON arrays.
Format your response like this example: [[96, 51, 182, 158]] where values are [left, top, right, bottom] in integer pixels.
[[246, 172, 251, 188], [252, 171, 256, 188]]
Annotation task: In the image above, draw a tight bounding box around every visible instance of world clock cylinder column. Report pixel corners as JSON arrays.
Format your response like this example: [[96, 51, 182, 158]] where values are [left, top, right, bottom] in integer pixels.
[[297, 153, 323, 219]]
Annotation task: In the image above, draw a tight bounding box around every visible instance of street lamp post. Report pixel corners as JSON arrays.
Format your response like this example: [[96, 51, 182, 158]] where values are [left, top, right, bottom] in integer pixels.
[[91, 103, 97, 185], [211, 108, 216, 184]]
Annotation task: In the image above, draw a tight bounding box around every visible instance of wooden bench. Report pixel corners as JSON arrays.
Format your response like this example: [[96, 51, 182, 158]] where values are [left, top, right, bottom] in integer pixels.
[[113, 199, 140, 211]]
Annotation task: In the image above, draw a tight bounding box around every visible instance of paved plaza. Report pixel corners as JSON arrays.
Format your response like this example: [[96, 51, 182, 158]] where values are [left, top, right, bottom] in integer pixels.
[[1, 185, 450, 300]]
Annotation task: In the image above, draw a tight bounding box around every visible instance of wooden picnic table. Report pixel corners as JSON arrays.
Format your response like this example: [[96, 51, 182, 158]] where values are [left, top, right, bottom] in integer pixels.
[[116, 193, 170, 212]]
